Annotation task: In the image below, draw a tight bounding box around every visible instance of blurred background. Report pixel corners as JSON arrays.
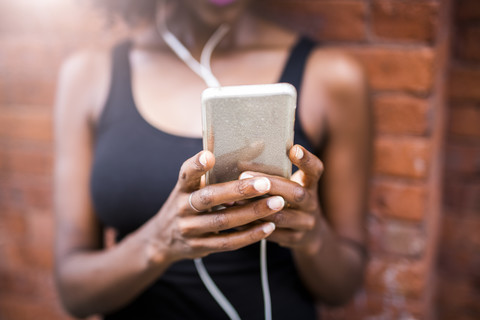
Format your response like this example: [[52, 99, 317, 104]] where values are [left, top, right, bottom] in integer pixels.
[[0, 0, 479, 319]]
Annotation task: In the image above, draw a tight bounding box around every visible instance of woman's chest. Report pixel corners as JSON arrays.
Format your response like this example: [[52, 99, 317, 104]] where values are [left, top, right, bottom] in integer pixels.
[[91, 120, 203, 234], [129, 48, 292, 138]]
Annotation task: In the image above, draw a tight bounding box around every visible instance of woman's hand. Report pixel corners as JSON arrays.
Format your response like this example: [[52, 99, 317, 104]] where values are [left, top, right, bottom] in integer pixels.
[[240, 145, 325, 255], [142, 150, 285, 266]]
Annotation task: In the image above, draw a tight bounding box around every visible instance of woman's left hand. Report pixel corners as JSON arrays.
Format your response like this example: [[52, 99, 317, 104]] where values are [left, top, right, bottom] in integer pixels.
[[240, 144, 325, 255]]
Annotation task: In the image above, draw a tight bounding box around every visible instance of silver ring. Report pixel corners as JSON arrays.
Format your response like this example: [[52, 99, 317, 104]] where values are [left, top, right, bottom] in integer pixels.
[[188, 192, 202, 213]]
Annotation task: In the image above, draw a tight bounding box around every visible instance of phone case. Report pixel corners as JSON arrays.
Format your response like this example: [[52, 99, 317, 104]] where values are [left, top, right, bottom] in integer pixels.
[[202, 83, 296, 185]]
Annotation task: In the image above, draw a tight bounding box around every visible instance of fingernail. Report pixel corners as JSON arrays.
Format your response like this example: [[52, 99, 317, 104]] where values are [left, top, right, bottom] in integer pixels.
[[294, 146, 304, 160], [199, 153, 207, 166], [254, 178, 271, 192], [240, 172, 254, 180], [263, 222, 276, 234], [267, 196, 285, 210]]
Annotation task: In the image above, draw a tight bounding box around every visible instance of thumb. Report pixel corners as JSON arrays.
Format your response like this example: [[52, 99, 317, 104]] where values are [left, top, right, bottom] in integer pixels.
[[177, 151, 215, 192]]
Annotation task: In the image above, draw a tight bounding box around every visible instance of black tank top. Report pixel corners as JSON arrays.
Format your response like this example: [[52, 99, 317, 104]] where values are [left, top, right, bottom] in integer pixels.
[[91, 37, 319, 320]]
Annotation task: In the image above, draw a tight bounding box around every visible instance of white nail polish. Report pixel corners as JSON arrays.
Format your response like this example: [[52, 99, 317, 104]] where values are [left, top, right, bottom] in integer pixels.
[[263, 222, 276, 234], [295, 147, 304, 160], [240, 172, 254, 180], [254, 178, 271, 192], [267, 196, 285, 210], [199, 153, 207, 166]]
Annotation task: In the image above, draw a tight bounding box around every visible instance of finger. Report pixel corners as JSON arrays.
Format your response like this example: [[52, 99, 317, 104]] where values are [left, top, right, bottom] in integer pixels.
[[189, 177, 272, 212], [289, 145, 324, 188], [209, 142, 265, 183], [236, 161, 284, 177], [216, 140, 265, 164], [260, 209, 315, 231], [267, 229, 304, 247], [290, 170, 305, 187], [189, 222, 276, 254], [180, 196, 285, 236], [239, 173, 312, 210], [178, 151, 215, 192]]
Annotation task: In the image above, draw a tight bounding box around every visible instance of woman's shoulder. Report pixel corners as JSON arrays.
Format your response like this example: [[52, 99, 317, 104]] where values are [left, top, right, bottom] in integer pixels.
[[307, 46, 366, 93], [55, 45, 113, 124], [305, 45, 368, 119], [298, 43, 368, 146]]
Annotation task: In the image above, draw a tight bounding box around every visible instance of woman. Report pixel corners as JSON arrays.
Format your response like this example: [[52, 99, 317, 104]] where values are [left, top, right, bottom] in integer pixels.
[[54, 0, 370, 318]]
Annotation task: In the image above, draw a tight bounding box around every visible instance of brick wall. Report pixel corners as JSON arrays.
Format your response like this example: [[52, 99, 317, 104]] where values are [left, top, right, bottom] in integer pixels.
[[436, 0, 480, 319], [260, 1, 450, 319], [0, 0, 471, 319], [0, 1, 120, 319]]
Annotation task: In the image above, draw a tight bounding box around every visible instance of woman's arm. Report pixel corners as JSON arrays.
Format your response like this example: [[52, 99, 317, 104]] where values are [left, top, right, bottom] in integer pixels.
[[253, 51, 370, 305], [53, 51, 171, 317], [294, 52, 370, 304]]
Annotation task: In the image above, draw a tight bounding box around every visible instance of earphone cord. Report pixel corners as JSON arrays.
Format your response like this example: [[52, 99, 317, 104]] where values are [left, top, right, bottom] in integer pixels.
[[156, 3, 272, 320], [156, 2, 224, 87]]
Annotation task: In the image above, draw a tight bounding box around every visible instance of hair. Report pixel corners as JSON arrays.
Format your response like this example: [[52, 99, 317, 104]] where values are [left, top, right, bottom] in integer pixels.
[[93, 0, 158, 25]]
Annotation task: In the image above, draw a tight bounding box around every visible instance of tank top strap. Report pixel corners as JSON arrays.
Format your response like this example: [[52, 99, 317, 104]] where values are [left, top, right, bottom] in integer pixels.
[[96, 40, 136, 134], [278, 37, 316, 97], [278, 37, 317, 152]]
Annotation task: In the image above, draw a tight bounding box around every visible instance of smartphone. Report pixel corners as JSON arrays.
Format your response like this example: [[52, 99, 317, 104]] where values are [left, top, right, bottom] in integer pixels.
[[202, 83, 297, 185]]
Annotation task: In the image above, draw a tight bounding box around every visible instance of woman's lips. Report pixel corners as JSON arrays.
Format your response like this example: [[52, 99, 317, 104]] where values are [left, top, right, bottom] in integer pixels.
[[208, 0, 237, 7]]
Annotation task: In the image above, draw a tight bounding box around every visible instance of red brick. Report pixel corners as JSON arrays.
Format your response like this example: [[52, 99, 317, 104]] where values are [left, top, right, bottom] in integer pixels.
[[0, 296, 74, 320], [449, 104, 480, 138], [442, 176, 468, 210], [366, 258, 427, 299], [372, 0, 439, 42], [0, 106, 53, 142], [0, 144, 53, 176], [373, 94, 431, 135], [457, 25, 480, 62], [449, 67, 480, 101], [0, 267, 54, 301], [0, 27, 125, 106], [443, 176, 480, 214], [27, 211, 55, 246], [323, 291, 425, 320], [374, 137, 431, 179], [444, 143, 480, 176], [0, 39, 63, 106], [370, 180, 427, 221], [456, 0, 480, 21], [7, 212, 56, 270], [0, 39, 62, 77], [0, 213, 27, 245], [0, 0, 106, 38], [350, 47, 435, 93], [437, 214, 480, 276], [0, 241, 53, 271], [0, 76, 58, 106], [368, 218, 426, 257], [437, 274, 480, 320], [256, 0, 366, 41], [0, 174, 53, 211], [464, 182, 480, 213]]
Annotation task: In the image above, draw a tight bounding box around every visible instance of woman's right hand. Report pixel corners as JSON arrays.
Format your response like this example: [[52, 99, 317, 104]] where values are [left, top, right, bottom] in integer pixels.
[[142, 150, 284, 266]]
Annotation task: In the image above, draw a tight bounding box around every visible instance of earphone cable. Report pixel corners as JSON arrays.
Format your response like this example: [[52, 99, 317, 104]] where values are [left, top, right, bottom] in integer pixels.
[[156, 2, 272, 319]]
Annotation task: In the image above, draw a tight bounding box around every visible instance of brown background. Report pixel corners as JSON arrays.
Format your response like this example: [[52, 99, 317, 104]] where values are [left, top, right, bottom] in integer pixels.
[[0, 0, 479, 319]]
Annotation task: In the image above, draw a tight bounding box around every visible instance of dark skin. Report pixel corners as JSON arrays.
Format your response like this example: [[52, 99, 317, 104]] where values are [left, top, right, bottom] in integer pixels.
[[54, 0, 370, 317]]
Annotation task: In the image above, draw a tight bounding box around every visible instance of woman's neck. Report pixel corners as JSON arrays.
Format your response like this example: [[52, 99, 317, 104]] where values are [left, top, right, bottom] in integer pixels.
[[165, 8, 258, 58], [131, 6, 296, 59]]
